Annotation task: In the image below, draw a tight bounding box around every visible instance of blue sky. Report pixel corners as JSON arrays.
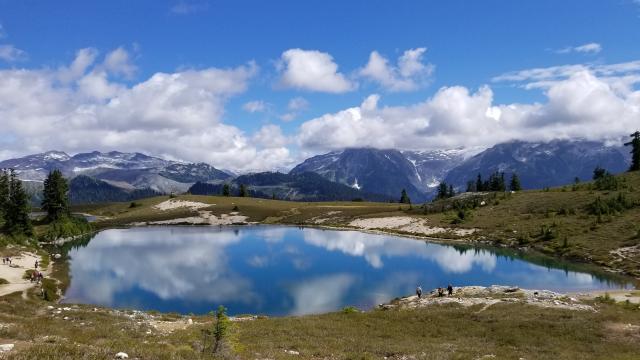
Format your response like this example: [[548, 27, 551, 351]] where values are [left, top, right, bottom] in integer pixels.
[[1, 0, 640, 171]]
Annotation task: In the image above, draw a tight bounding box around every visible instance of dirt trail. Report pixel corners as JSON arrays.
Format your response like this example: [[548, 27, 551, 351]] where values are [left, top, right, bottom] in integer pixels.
[[0, 252, 47, 297]]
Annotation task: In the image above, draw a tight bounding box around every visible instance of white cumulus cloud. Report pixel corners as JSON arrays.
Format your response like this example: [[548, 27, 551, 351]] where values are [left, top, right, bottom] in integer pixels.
[[277, 49, 355, 93], [242, 100, 268, 113], [0, 44, 27, 62], [0, 47, 292, 173], [297, 67, 640, 153], [360, 48, 434, 91]]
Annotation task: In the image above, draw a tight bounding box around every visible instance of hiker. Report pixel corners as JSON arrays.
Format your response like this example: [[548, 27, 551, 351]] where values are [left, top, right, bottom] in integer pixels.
[[416, 286, 423, 299], [38, 272, 43, 283], [447, 284, 453, 296], [35, 260, 39, 269], [437, 287, 444, 297]]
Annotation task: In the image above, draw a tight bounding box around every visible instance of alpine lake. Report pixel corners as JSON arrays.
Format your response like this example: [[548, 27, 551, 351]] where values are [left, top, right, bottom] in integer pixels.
[[60, 225, 633, 316]]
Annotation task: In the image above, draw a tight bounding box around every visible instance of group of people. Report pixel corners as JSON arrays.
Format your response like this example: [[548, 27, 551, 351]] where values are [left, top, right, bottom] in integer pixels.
[[30, 270, 44, 283], [415, 284, 454, 299], [2, 257, 12, 266]]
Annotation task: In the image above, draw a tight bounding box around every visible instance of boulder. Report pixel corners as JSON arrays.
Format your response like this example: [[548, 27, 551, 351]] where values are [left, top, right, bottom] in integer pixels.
[[0, 344, 14, 352], [115, 352, 129, 359]]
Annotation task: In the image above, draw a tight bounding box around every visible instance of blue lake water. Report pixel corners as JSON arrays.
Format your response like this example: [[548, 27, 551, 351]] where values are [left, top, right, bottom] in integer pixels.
[[63, 226, 632, 316]]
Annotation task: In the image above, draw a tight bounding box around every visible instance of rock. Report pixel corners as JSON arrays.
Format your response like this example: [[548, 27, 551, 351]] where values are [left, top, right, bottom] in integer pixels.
[[115, 352, 129, 359], [503, 287, 520, 293], [284, 349, 300, 355], [0, 344, 14, 352], [187, 318, 193, 325], [53, 254, 62, 259]]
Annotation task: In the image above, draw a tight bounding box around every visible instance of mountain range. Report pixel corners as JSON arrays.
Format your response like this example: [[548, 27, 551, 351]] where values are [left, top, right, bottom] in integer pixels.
[[0, 139, 631, 204]]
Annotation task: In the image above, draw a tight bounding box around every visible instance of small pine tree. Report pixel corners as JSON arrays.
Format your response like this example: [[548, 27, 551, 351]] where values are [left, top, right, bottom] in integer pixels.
[[212, 305, 230, 353], [436, 183, 448, 200], [238, 184, 248, 197], [0, 170, 9, 220], [4, 170, 32, 235], [509, 173, 522, 191], [399, 189, 411, 204], [476, 174, 483, 192], [593, 166, 606, 180], [466, 180, 476, 193], [624, 130, 640, 172], [448, 184, 455, 198], [222, 183, 230, 197], [41, 169, 69, 222]]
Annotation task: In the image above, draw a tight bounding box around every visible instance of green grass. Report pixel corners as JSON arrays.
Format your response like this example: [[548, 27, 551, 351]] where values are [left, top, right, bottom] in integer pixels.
[[234, 302, 640, 359], [0, 291, 637, 359]]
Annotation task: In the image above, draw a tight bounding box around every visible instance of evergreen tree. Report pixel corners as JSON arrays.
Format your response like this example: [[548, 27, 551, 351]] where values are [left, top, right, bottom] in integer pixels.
[[41, 169, 69, 222], [436, 183, 448, 200], [466, 180, 476, 193], [476, 174, 483, 192], [238, 184, 248, 197], [4, 170, 32, 235], [399, 189, 411, 204], [488, 171, 506, 192], [593, 166, 606, 180], [221, 183, 230, 197], [624, 130, 640, 171], [510, 173, 522, 191], [0, 170, 9, 220], [448, 184, 455, 198]]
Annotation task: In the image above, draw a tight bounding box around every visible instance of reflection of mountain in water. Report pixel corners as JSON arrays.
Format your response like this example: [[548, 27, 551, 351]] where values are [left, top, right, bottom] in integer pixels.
[[301, 229, 497, 273]]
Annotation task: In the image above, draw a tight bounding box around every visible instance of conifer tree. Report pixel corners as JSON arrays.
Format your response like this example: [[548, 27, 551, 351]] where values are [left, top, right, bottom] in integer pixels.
[[0, 170, 9, 220], [399, 189, 411, 204], [448, 184, 455, 198], [238, 184, 248, 197], [625, 130, 640, 171], [222, 183, 230, 197], [4, 170, 32, 235], [41, 169, 69, 222], [436, 183, 448, 200], [466, 180, 476, 193], [476, 174, 483, 192], [593, 166, 606, 180], [510, 173, 522, 191]]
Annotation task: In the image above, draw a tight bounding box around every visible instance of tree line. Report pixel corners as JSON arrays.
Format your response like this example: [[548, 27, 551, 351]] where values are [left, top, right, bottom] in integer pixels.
[[1, 169, 72, 239]]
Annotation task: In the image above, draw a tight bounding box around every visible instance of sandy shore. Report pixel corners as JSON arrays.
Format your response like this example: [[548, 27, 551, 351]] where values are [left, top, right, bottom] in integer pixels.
[[347, 216, 477, 237], [0, 252, 47, 297]]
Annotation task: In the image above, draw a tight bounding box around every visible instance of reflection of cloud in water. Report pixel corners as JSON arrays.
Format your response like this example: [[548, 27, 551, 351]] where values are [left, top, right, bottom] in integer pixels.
[[367, 271, 421, 306], [289, 273, 356, 315], [256, 226, 288, 244], [67, 228, 257, 307], [506, 265, 598, 290], [302, 230, 496, 273], [246, 255, 269, 268]]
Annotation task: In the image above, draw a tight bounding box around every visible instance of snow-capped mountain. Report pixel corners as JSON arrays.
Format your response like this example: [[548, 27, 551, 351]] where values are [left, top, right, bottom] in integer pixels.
[[0, 150, 232, 195], [443, 140, 630, 190], [402, 149, 468, 190], [290, 148, 429, 202]]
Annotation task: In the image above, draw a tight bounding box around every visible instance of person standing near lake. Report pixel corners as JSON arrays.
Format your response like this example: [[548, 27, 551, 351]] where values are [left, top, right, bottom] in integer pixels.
[[416, 286, 423, 299], [447, 284, 453, 296]]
